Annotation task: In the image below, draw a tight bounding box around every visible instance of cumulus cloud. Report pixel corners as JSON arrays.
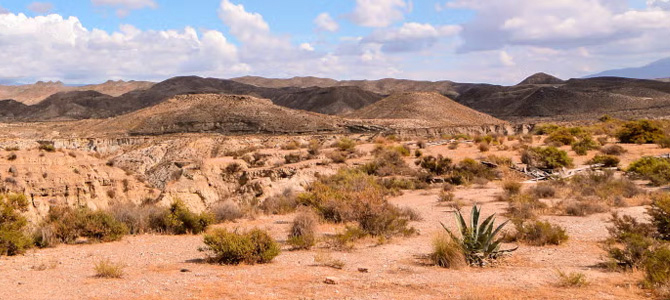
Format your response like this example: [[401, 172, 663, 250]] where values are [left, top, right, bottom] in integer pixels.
[[91, 0, 158, 17], [27, 2, 54, 14], [314, 13, 339, 32], [449, 0, 670, 52], [0, 13, 247, 83], [300, 43, 314, 51], [362, 22, 461, 52], [350, 0, 408, 27]]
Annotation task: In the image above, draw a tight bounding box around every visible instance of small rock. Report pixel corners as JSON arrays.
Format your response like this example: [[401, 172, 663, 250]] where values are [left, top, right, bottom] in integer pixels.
[[180, 268, 191, 273], [357, 268, 369, 273], [324, 277, 338, 285]]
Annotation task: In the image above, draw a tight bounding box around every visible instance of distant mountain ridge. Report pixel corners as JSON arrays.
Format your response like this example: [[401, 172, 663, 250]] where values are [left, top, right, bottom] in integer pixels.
[[589, 57, 670, 79]]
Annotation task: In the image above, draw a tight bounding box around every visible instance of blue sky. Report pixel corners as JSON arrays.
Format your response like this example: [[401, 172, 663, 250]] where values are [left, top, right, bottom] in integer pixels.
[[0, 0, 668, 84]]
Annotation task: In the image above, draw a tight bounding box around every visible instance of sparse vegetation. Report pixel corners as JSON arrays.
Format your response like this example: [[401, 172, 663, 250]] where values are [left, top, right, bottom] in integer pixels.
[[600, 144, 627, 156], [201, 228, 280, 265], [587, 154, 620, 167], [260, 189, 298, 215], [38, 143, 56, 152], [522, 147, 573, 170], [38, 206, 129, 245], [209, 201, 243, 223], [94, 259, 124, 278], [0, 194, 32, 256], [628, 156, 670, 186], [507, 220, 568, 246], [430, 234, 466, 269], [556, 270, 588, 287], [571, 136, 600, 155]]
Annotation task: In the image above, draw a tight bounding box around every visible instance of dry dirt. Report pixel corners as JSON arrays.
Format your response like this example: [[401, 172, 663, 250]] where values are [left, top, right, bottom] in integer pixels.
[[0, 135, 665, 300]]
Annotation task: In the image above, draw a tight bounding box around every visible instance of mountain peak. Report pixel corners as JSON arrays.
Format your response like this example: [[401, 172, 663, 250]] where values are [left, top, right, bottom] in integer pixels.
[[517, 73, 564, 85]]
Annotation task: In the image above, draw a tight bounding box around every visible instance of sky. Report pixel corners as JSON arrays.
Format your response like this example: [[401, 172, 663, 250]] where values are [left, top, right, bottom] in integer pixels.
[[0, 0, 669, 85]]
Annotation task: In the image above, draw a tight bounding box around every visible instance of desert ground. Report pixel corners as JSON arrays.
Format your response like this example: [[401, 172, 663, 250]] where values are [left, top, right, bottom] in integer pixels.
[[1, 131, 668, 300]]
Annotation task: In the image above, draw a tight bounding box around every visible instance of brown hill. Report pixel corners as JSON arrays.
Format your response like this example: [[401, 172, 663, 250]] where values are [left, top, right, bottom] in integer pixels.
[[232, 76, 460, 97], [456, 77, 670, 121], [349, 92, 505, 126], [517, 73, 565, 85], [98, 94, 345, 135], [0, 80, 154, 105], [0, 76, 383, 121]]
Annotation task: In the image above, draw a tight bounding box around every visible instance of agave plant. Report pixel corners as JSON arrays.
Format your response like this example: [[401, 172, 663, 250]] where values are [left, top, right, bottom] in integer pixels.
[[441, 205, 517, 266]]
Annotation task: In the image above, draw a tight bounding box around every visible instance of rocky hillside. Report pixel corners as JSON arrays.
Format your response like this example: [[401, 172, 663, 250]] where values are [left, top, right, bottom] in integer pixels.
[[106, 94, 345, 135], [349, 92, 506, 126]]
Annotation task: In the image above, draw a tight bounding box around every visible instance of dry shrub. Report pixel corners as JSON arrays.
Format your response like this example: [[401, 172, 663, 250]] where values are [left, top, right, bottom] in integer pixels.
[[334, 137, 357, 152], [522, 146, 573, 170], [362, 147, 413, 176], [201, 228, 280, 265], [108, 202, 165, 235], [150, 200, 214, 235], [94, 259, 124, 278], [556, 270, 588, 287], [567, 171, 640, 206], [448, 142, 459, 150], [600, 144, 627, 155], [529, 183, 556, 198], [431, 234, 466, 269], [478, 143, 490, 152], [6, 152, 17, 161], [260, 189, 298, 215], [507, 220, 568, 246], [506, 193, 548, 220], [209, 201, 243, 223], [281, 140, 301, 150], [587, 154, 620, 167], [284, 152, 304, 164], [287, 210, 319, 250], [327, 150, 347, 163], [39, 206, 128, 245], [502, 181, 522, 196], [314, 251, 345, 269], [298, 169, 415, 237]]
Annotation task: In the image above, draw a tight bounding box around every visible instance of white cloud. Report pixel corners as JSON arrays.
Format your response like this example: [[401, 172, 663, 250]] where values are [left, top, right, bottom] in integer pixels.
[[350, 0, 408, 27], [300, 43, 314, 51], [449, 0, 670, 52], [27, 2, 54, 14], [649, 0, 670, 10], [91, 0, 157, 17], [0, 13, 246, 83], [314, 13, 339, 32], [499, 51, 515, 66], [362, 22, 461, 52]]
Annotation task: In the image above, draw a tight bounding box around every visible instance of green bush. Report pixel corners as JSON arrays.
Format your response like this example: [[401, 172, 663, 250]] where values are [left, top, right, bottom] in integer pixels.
[[416, 155, 452, 176], [362, 147, 413, 176], [0, 194, 32, 256], [628, 156, 670, 186], [201, 228, 280, 265], [151, 200, 213, 234], [604, 213, 656, 270], [546, 129, 576, 146], [522, 147, 573, 170], [643, 247, 670, 291], [334, 138, 356, 152], [38, 143, 56, 152], [298, 169, 415, 237], [649, 193, 670, 240], [571, 136, 600, 155], [509, 220, 568, 246], [616, 120, 666, 144], [587, 154, 620, 167], [41, 206, 128, 244]]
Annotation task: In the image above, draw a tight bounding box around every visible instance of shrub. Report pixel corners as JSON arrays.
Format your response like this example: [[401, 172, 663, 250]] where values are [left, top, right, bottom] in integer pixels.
[[616, 120, 666, 144], [502, 181, 522, 196], [430, 234, 466, 269], [334, 138, 356, 152], [108, 203, 165, 235], [42, 206, 128, 244], [568, 171, 640, 202], [649, 193, 670, 240], [657, 137, 670, 149], [284, 153, 303, 164], [628, 156, 670, 186], [509, 221, 568, 246], [94, 259, 124, 278], [298, 169, 415, 237], [151, 200, 213, 234], [0, 194, 32, 256], [600, 144, 627, 156], [546, 129, 576, 146], [529, 183, 556, 198], [506, 193, 547, 220], [478, 143, 490, 152], [604, 212, 656, 270], [281, 140, 301, 150], [643, 247, 670, 291], [209, 201, 243, 223], [571, 137, 600, 155], [362, 147, 413, 176], [260, 190, 298, 215], [448, 142, 459, 150], [314, 252, 345, 269], [562, 200, 608, 217], [534, 124, 560, 135], [201, 228, 280, 265], [587, 154, 620, 167], [330, 225, 367, 250], [6, 153, 17, 161], [287, 210, 318, 250], [556, 270, 588, 287], [521, 147, 573, 170], [416, 155, 452, 176], [307, 139, 321, 156], [38, 143, 56, 152], [441, 205, 516, 266], [450, 158, 498, 185]]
